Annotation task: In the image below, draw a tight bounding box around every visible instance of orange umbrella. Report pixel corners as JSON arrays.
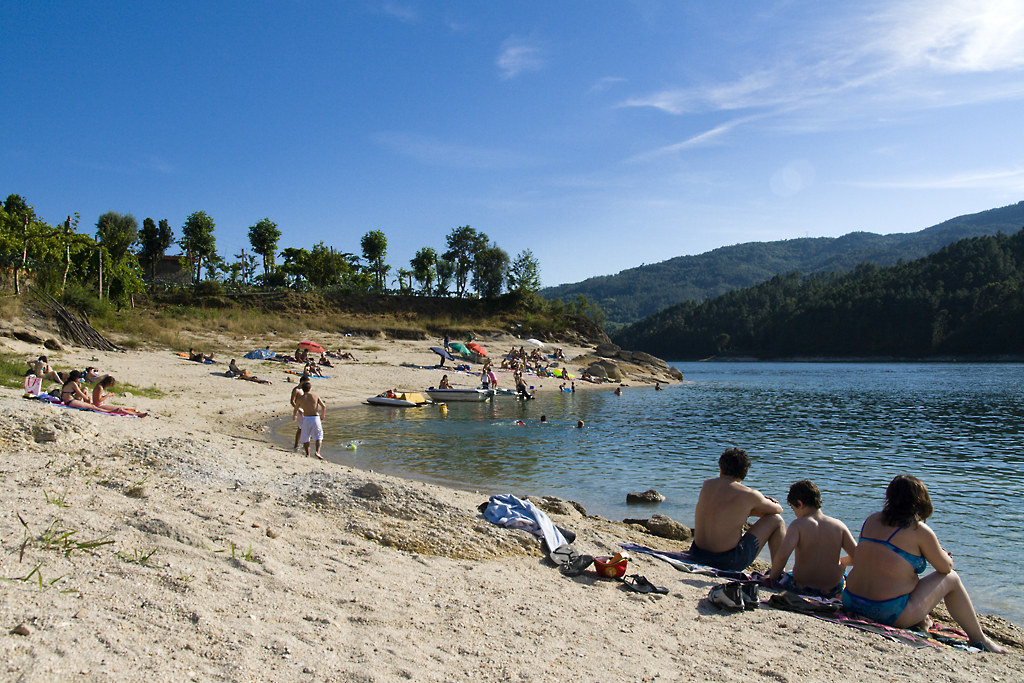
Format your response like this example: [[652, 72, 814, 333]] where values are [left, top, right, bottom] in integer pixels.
[[297, 341, 325, 353], [466, 342, 487, 356]]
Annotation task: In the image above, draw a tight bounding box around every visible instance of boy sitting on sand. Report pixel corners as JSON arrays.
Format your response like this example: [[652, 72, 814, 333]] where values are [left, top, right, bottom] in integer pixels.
[[769, 480, 856, 598]]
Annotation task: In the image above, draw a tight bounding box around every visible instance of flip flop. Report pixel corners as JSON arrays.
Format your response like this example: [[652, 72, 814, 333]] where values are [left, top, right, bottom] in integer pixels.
[[622, 575, 668, 594], [560, 554, 595, 577]]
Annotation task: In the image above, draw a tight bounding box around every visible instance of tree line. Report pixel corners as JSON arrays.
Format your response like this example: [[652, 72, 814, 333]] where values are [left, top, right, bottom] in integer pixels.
[[543, 200, 1024, 330], [0, 193, 543, 307], [612, 228, 1024, 360]]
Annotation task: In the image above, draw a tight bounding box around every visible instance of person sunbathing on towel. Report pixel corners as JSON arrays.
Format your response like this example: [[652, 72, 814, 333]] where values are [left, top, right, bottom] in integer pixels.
[[61, 372, 132, 415], [229, 359, 272, 384], [188, 348, 214, 363], [769, 480, 855, 598], [92, 375, 147, 416], [690, 447, 786, 571], [842, 475, 1005, 652]]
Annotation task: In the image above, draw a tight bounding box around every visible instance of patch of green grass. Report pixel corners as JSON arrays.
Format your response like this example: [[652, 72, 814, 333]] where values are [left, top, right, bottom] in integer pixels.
[[19, 514, 114, 558], [0, 353, 31, 391], [119, 547, 160, 567], [1, 563, 72, 592], [44, 490, 71, 508]]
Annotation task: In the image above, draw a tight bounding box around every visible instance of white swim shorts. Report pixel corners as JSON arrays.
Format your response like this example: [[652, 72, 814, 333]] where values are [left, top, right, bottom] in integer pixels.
[[300, 415, 323, 443]]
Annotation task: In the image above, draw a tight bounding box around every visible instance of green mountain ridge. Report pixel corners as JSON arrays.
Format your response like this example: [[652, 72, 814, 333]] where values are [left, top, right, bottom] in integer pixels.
[[611, 228, 1024, 360], [541, 201, 1024, 329]]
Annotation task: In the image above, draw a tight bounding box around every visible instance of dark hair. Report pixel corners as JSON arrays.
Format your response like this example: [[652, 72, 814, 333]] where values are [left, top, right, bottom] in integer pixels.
[[68, 370, 83, 381], [39, 355, 48, 362], [787, 480, 821, 509], [99, 375, 116, 389], [719, 447, 751, 479], [882, 474, 933, 527], [299, 380, 311, 392]]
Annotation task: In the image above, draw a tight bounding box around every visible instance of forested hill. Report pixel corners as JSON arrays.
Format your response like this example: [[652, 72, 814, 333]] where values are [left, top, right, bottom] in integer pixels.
[[611, 229, 1024, 361], [541, 201, 1024, 329]]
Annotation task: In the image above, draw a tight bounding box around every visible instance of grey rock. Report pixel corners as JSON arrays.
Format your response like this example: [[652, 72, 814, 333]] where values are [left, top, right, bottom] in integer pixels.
[[621, 514, 692, 541], [626, 489, 666, 504], [668, 367, 684, 380], [353, 482, 386, 500], [43, 338, 64, 351], [13, 330, 45, 344], [32, 425, 58, 443], [631, 351, 668, 369], [595, 342, 621, 358]]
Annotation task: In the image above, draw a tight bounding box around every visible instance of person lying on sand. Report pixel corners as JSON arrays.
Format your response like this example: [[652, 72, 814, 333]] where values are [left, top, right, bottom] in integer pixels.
[[690, 447, 786, 571], [769, 480, 855, 598], [318, 353, 333, 368], [292, 379, 326, 460], [843, 474, 1005, 652], [92, 375, 148, 416], [229, 359, 272, 384], [188, 348, 214, 363]]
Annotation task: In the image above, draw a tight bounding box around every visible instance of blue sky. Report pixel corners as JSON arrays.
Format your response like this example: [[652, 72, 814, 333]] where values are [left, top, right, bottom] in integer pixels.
[[3, 1, 1024, 288]]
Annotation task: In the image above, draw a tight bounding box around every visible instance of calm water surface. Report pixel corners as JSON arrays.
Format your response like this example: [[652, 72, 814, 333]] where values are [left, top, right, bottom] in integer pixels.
[[281, 362, 1024, 625]]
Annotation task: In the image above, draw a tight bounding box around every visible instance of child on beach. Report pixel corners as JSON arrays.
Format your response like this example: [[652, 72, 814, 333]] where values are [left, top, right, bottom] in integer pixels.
[[769, 480, 856, 598], [292, 379, 326, 460]]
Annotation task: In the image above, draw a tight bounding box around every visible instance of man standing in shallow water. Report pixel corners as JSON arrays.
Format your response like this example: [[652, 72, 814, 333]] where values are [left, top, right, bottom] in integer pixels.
[[690, 447, 786, 571], [289, 374, 309, 451], [293, 379, 326, 460]]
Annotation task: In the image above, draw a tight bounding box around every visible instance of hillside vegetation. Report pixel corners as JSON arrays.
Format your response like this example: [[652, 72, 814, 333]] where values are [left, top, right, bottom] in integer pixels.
[[612, 229, 1024, 360], [542, 201, 1024, 329]]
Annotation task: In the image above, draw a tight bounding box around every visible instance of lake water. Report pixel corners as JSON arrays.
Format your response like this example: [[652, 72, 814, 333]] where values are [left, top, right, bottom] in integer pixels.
[[283, 362, 1024, 625]]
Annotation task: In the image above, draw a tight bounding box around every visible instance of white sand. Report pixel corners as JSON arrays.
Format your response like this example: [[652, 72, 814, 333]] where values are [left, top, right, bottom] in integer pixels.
[[1, 332, 1020, 682]]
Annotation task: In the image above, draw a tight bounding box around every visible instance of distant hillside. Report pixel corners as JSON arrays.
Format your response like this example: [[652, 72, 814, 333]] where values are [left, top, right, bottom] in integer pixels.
[[612, 229, 1024, 361], [541, 201, 1024, 329]]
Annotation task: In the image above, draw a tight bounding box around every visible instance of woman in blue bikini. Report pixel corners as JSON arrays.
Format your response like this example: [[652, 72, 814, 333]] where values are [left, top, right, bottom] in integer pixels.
[[843, 475, 1004, 652]]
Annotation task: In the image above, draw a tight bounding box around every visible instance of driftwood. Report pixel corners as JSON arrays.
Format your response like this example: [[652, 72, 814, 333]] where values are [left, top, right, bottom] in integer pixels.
[[29, 287, 124, 352]]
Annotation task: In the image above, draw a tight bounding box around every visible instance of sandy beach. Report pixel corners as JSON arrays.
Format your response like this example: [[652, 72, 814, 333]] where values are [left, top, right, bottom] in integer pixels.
[[1, 329, 1021, 682]]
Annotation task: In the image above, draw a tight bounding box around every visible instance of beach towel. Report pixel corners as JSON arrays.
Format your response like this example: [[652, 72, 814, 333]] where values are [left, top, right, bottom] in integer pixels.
[[244, 349, 276, 360], [617, 542, 757, 581], [483, 494, 567, 553]]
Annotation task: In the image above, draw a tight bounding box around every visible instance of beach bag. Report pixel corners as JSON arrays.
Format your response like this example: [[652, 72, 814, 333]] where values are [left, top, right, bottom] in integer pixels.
[[24, 375, 42, 396]]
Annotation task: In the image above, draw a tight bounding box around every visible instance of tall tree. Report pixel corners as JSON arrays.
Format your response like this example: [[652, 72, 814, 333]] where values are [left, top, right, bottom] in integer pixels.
[[139, 217, 174, 284], [95, 211, 143, 304], [360, 229, 389, 292], [410, 247, 437, 295], [248, 217, 281, 278], [443, 225, 487, 297], [472, 243, 510, 299], [507, 249, 542, 296], [179, 211, 216, 284], [435, 257, 455, 297]]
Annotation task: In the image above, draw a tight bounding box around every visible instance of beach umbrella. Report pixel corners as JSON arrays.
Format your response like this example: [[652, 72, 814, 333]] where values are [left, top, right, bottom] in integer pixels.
[[449, 341, 470, 356], [467, 342, 487, 357], [430, 346, 454, 362], [297, 341, 325, 353], [526, 338, 545, 347]]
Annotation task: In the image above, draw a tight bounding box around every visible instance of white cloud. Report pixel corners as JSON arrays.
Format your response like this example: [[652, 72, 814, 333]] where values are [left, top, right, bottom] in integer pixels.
[[847, 167, 1024, 191], [874, 0, 1024, 73], [497, 38, 544, 79], [628, 117, 754, 162], [380, 3, 417, 23]]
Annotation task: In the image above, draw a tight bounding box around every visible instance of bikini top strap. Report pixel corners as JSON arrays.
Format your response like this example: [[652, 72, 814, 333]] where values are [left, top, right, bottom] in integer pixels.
[[884, 525, 904, 543]]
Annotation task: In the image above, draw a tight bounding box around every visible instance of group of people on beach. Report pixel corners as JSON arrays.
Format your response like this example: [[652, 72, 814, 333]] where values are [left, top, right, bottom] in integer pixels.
[[27, 355, 147, 416], [694, 447, 1004, 652]]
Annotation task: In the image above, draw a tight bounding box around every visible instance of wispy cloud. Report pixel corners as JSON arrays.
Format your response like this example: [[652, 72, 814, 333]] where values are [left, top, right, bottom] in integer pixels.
[[497, 37, 545, 79], [372, 131, 535, 169], [627, 116, 757, 162], [847, 166, 1024, 191], [620, 0, 1024, 132], [379, 3, 417, 23], [589, 76, 627, 94]]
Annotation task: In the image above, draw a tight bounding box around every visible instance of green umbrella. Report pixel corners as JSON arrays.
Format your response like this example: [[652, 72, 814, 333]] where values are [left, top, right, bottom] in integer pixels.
[[449, 342, 471, 357]]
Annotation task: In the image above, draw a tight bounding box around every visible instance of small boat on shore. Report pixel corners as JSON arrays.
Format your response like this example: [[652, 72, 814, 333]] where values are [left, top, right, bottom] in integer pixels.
[[366, 391, 430, 407], [424, 387, 493, 402]]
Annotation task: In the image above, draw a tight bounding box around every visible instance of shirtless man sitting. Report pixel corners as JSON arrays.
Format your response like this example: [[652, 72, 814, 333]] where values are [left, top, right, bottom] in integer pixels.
[[769, 479, 856, 598], [690, 447, 786, 571], [292, 379, 326, 460]]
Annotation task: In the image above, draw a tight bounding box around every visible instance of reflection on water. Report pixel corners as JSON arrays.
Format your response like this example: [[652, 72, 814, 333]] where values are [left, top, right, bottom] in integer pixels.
[[278, 362, 1024, 624]]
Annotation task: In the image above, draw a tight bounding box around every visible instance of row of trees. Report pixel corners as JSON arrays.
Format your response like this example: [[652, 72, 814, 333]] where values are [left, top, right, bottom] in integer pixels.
[[0, 193, 543, 307], [613, 229, 1024, 359]]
